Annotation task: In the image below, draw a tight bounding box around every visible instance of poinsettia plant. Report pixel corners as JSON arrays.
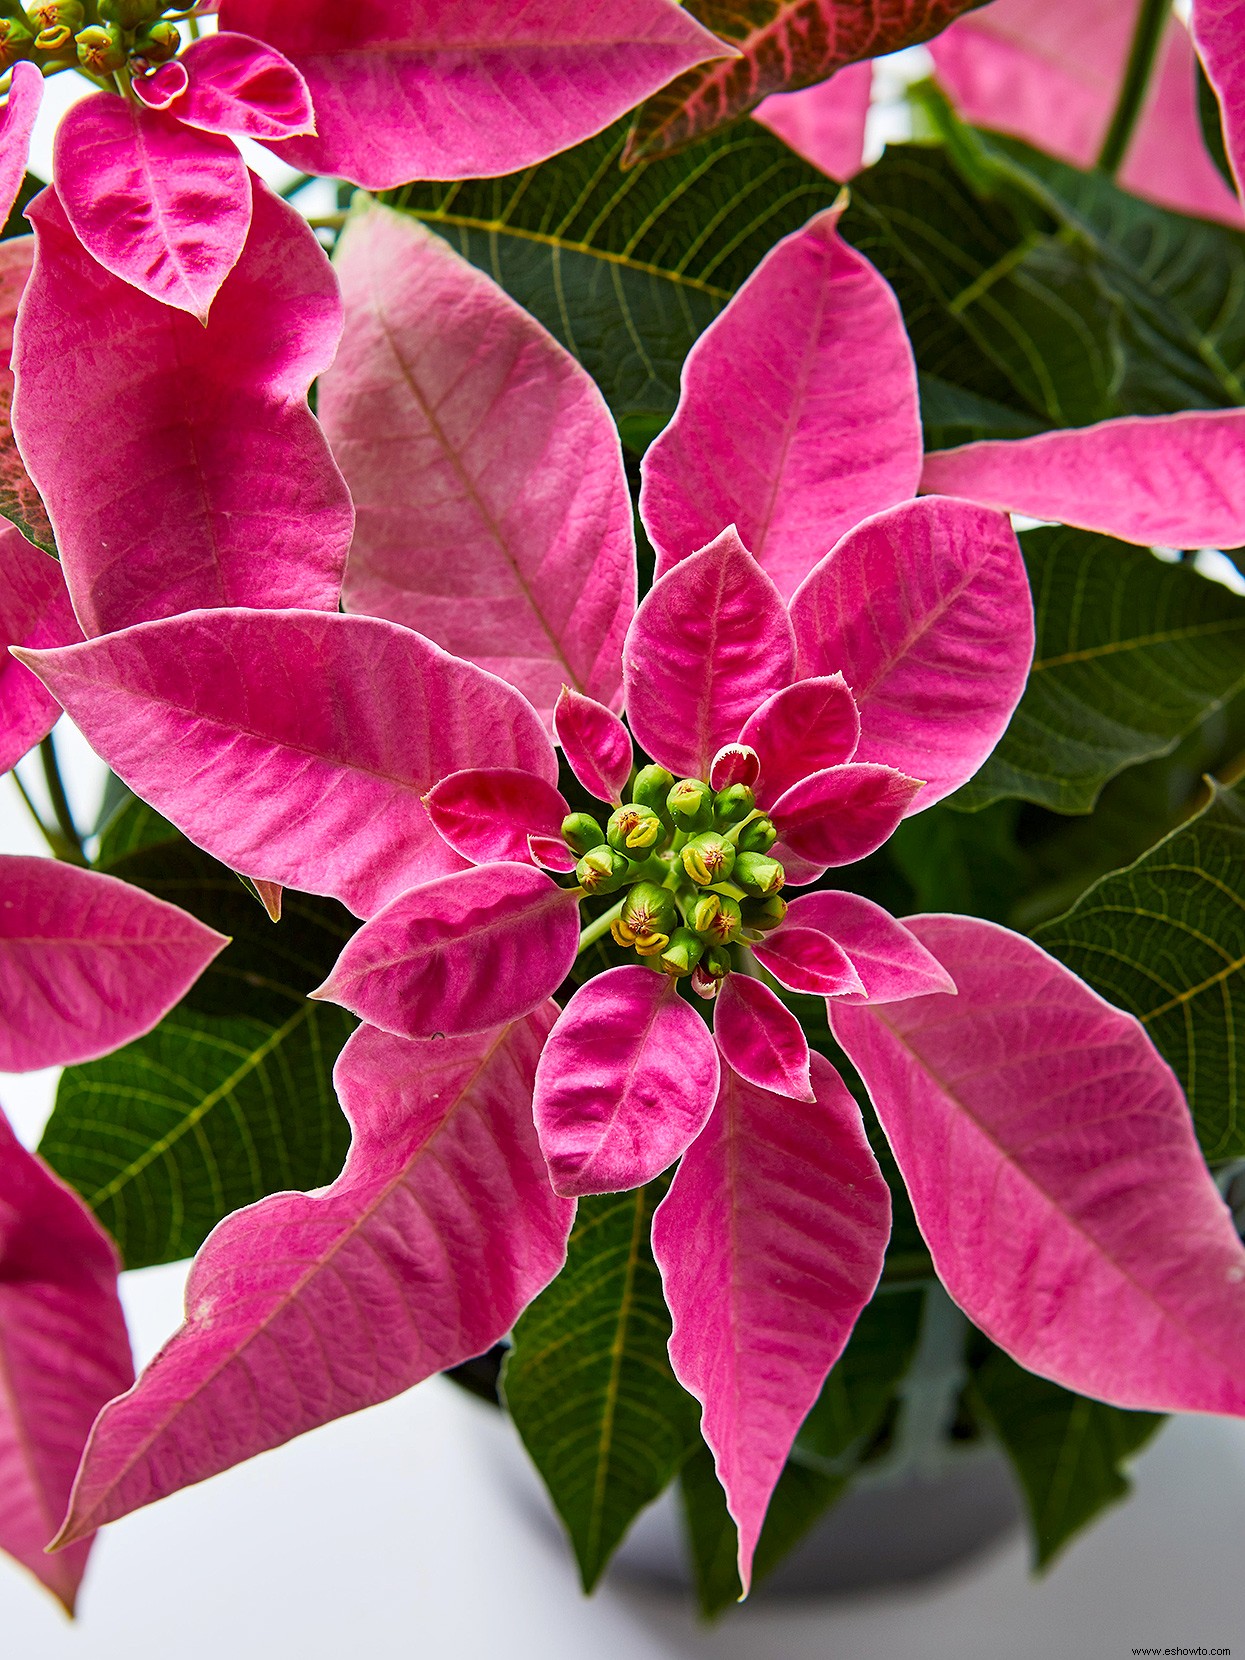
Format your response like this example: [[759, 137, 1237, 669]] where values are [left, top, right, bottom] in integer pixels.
[[5, 0, 1245, 1622]]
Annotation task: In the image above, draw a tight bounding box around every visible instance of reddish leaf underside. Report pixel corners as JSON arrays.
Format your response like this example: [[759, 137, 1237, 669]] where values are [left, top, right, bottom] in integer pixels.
[[622, 0, 992, 163]]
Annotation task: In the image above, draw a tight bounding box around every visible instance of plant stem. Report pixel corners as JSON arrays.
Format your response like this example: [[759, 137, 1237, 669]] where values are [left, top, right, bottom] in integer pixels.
[[10, 764, 64, 855], [39, 733, 84, 861], [1096, 0, 1168, 176], [577, 896, 626, 953]]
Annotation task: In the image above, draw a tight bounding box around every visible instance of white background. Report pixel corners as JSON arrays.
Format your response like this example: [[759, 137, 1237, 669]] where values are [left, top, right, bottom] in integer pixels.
[[7, 38, 1245, 1657]]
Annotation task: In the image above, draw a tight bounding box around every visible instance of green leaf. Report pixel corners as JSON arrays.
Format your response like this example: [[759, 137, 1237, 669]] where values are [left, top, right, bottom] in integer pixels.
[[680, 1290, 926, 1615], [385, 119, 840, 441], [503, 1180, 699, 1590], [958, 530, 1245, 814], [977, 132, 1245, 413], [972, 1347, 1162, 1568], [1197, 59, 1236, 196], [39, 841, 356, 1267], [842, 144, 1122, 438], [94, 785, 178, 865], [1035, 780, 1245, 1160], [887, 799, 1030, 921]]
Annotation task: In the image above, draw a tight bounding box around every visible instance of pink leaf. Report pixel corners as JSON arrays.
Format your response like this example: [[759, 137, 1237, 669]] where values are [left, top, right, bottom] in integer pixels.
[[426, 768, 569, 867], [639, 208, 921, 601], [737, 674, 860, 808], [0, 1106, 133, 1611], [1194, 0, 1245, 197], [216, 0, 731, 185], [790, 497, 1033, 810], [133, 61, 190, 111], [163, 31, 316, 140], [533, 966, 719, 1196], [623, 528, 795, 779], [53, 92, 251, 320], [322, 205, 634, 726], [921, 413, 1245, 551], [529, 833, 578, 874], [770, 763, 922, 867], [0, 63, 40, 227], [56, 1012, 572, 1544], [0, 856, 227, 1072], [714, 974, 813, 1101], [832, 916, 1245, 1414], [554, 686, 633, 804], [16, 610, 556, 919], [750, 925, 865, 998], [653, 1055, 890, 1592], [0, 527, 80, 775], [754, 60, 873, 181], [12, 183, 352, 636], [776, 891, 955, 1005], [932, 2, 1242, 227], [0, 238, 53, 553], [313, 863, 581, 1039]]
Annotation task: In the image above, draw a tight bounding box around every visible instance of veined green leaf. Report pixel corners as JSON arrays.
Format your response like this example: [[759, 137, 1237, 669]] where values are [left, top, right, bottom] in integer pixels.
[[40, 840, 356, 1267], [1036, 781, 1245, 1160], [503, 1180, 699, 1591], [958, 530, 1245, 814], [972, 1347, 1162, 1569]]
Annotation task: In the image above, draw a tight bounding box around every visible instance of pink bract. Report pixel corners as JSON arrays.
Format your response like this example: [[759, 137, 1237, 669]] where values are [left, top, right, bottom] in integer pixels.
[[738, 675, 861, 807], [713, 974, 814, 1102], [0, 63, 41, 228], [425, 769, 570, 868], [640, 208, 923, 602], [322, 204, 635, 726], [1194, 0, 1245, 197], [142, 31, 316, 141], [15, 609, 556, 919], [13, 183, 353, 637], [754, 60, 873, 181], [216, 0, 733, 184], [533, 966, 720, 1197], [833, 918, 1245, 1413], [765, 891, 956, 1006], [0, 856, 227, 1073], [931, 0, 1242, 227], [789, 498, 1034, 810], [653, 1056, 890, 1592], [53, 93, 252, 320], [0, 528, 80, 775], [312, 863, 582, 1038], [0, 1107, 133, 1612], [553, 687, 634, 804], [623, 527, 795, 780], [0, 237, 53, 554], [56, 1013, 573, 1544], [921, 412, 1245, 550]]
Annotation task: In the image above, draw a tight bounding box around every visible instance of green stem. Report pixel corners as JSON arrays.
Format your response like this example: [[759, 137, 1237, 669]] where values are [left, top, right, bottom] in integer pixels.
[[39, 733, 84, 862], [10, 765, 63, 856], [1096, 0, 1168, 176], [577, 897, 626, 953]]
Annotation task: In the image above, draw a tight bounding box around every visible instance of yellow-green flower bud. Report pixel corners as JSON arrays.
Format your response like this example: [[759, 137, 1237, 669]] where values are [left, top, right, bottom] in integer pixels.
[[606, 802, 663, 853], [681, 831, 736, 887], [691, 893, 721, 935], [667, 777, 713, 833], [576, 846, 631, 894], [76, 21, 125, 73], [736, 815, 777, 855], [690, 944, 732, 999], [632, 763, 675, 826], [742, 894, 788, 932], [32, 1, 81, 50], [734, 851, 784, 897], [659, 928, 704, 977], [621, 881, 677, 940], [98, 0, 161, 25], [713, 783, 755, 826], [561, 811, 605, 857], [703, 895, 742, 946], [0, 16, 33, 67], [132, 20, 181, 62]]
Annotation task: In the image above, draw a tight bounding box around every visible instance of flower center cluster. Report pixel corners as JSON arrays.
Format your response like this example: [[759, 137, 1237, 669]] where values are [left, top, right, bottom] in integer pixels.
[[564, 761, 787, 999], [3, 2, 179, 77]]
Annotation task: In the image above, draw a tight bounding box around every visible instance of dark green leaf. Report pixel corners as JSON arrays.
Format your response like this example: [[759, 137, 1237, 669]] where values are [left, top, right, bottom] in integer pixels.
[[1035, 780, 1245, 1160], [972, 1347, 1162, 1568], [503, 1180, 699, 1590], [39, 841, 356, 1267], [887, 799, 1029, 921], [385, 119, 840, 441], [94, 788, 178, 866], [958, 530, 1245, 814], [977, 131, 1245, 413], [1197, 59, 1236, 195], [794, 1290, 925, 1471], [842, 144, 1122, 438]]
